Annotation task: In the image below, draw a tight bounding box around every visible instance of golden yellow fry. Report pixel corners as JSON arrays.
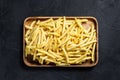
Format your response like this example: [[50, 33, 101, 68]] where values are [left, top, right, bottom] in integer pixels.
[[37, 49, 55, 59], [59, 23, 75, 39], [81, 40, 97, 47], [33, 50, 36, 60], [25, 30, 30, 37], [45, 58, 57, 63], [74, 54, 87, 64], [62, 16, 66, 34], [40, 18, 52, 23], [48, 50, 63, 59], [47, 32, 60, 36], [78, 19, 88, 22], [88, 24, 95, 41], [78, 57, 91, 64], [58, 35, 70, 47], [41, 56, 47, 64], [62, 46, 69, 63], [92, 43, 96, 62], [36, 20, 40, 25], [75, 18, 85, 32]]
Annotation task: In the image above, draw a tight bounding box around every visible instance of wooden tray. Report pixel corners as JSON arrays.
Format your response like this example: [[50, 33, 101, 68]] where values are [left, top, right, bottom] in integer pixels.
[[23, 16, 98, 67]]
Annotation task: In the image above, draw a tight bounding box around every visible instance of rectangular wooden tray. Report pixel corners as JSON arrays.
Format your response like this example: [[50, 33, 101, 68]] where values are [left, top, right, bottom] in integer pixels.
[[23, 16, 98, 67]]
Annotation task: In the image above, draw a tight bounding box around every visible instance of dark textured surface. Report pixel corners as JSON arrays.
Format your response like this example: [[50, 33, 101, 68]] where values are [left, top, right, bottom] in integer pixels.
[[0, 0, 120, 80]]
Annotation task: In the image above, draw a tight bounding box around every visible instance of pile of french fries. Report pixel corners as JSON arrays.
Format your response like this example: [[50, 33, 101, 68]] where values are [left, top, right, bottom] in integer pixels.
[[25, 17, 97, 66]]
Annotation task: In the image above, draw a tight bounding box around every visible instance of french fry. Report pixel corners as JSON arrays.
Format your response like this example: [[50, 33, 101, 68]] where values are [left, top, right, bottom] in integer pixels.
[[25, 17, 97, 65]]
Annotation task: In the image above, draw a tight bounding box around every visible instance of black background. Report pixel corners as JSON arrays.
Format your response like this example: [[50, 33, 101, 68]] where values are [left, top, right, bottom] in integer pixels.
[[0, 0, 120, 80]]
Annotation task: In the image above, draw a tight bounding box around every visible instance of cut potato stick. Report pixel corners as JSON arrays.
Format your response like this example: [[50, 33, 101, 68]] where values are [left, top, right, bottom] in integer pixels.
[[62, 46, 69, 63], [37, 49, 55, 59], [92, 43, 96, 62]]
